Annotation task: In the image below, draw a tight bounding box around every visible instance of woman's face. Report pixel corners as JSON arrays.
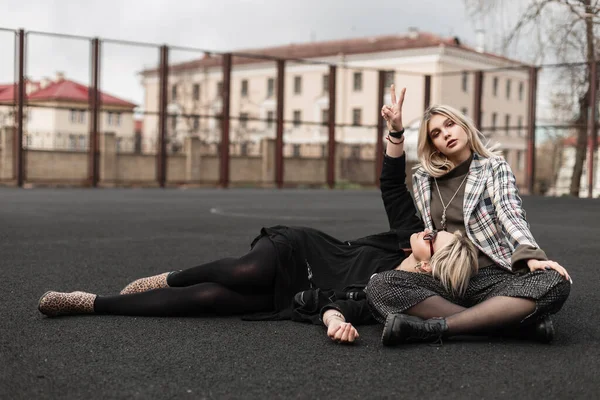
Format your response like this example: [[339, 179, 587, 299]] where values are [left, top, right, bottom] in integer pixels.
[[427, 113, 472, 163], [410, 229, 455, 262]]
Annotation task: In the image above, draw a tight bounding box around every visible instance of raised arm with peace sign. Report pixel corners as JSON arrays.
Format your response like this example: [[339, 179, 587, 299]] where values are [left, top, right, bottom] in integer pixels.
[[381, 84, 406, 157], [381, 84, 406, 133]]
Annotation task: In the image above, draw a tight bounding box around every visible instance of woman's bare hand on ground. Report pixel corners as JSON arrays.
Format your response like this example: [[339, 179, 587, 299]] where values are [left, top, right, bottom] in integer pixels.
[[327, 320, 360, 344], [381, 84, 406, 132]]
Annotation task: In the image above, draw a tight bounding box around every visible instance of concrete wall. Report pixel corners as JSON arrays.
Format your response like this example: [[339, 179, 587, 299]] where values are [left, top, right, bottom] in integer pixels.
[[0, 128, 380, 187], [26, 150, 88, 182]]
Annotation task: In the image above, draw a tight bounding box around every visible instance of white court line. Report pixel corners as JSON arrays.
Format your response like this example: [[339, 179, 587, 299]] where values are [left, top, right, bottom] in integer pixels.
[[209, 207, 331, 221]]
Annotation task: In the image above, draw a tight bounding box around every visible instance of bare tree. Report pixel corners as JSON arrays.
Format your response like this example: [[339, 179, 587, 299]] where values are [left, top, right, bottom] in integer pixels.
[[465, 0, 600, 196]]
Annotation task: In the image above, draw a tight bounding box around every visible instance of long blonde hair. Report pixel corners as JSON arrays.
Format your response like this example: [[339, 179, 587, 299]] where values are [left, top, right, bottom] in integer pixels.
[[417, 104, 501, 177], [428, 231, 478, 297]]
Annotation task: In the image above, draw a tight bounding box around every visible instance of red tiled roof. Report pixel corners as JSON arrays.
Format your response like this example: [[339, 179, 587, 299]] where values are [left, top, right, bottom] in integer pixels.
[[0, 84, 16, 103], [0, 79, 136, 108], [142, 31, 524, 75]]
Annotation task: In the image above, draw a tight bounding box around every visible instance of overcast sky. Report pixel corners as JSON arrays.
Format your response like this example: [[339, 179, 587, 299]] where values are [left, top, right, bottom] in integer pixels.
[[0, 0, 488, 108]]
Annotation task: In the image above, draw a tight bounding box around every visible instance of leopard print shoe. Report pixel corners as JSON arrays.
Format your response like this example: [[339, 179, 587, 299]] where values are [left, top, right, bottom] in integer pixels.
[[38, 291, 97, 317], [119, 272, 171, 295]]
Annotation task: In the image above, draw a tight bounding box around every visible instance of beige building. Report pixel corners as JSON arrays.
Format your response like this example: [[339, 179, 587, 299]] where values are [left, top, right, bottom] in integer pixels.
[[552, 136, 600, 197], [0, 72, 137, 152], [140, 30, 531, 186]]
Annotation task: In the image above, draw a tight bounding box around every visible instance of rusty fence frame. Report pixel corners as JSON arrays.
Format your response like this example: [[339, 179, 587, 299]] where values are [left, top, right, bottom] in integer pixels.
[[3, 28, 599, 196]]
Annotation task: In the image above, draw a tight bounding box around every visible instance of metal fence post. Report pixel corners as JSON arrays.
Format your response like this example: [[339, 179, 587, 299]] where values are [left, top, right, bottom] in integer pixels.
[[375, 70, 385, 186], [275, 59, 285, 188], [157, 45, 169, 188], [89, 38, 100, 187], [220, 53, 232, 188], [588, 60, 598, 198], [473, 71, 483, 129], [526, 66, 539, 195], [327, 65, 337, 188], [423, 74, 431, 111], [15, 29, 25, 187]]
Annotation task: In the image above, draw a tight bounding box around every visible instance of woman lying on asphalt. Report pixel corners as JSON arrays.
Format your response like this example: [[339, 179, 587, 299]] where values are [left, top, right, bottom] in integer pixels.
[[344, 85, 571, 346], [37, 136, 478, 322]]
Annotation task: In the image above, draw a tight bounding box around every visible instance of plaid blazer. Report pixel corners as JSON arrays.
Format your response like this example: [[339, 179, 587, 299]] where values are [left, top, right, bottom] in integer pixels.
[[412, 153, 540, 271]]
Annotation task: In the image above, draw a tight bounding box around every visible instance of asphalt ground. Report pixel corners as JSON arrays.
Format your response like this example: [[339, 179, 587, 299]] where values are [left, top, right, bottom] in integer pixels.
[[1, 188, 598, 399]]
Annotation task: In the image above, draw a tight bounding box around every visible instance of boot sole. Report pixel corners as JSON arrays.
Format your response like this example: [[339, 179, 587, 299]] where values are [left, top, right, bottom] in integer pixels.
[[540, 318, 555, 344], [381, 314, 401, 346]]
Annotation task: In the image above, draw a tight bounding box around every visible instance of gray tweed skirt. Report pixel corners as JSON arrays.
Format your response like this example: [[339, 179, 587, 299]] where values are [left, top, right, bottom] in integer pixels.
[[365, 266, 571, 324]]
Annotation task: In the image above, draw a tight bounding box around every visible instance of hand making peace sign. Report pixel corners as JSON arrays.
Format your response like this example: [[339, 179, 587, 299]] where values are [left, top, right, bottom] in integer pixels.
[[381, 84, 406, 132]]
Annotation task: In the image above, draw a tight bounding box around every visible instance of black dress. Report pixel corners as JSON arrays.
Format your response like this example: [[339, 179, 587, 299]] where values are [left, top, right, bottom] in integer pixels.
[[246, 153, 424, 320]]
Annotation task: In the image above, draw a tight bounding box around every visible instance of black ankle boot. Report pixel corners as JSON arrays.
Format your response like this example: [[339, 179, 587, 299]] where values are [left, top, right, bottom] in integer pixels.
[[382, 314, 449, 346], [498, 316, 555, 343]]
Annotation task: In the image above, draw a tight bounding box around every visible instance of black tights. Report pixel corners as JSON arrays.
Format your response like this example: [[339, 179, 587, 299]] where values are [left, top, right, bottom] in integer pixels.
[[406, 295, 537, 336], [95, 238, 277, 316]]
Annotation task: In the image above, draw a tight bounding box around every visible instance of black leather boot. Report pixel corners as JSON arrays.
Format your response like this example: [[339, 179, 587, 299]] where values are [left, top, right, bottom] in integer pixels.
[[382, 313, 448, 346], [497, 316, 555, 344]]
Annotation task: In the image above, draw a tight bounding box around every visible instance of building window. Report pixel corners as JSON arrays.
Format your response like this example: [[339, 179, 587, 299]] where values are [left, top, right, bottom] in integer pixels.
[[462, 71, 468, 92], [384, 71, 394, 88], [241, 79, 248, 97], [293, 110, 301, 127], [293, 144, 301, 157], [217, 81, 223, 98], [107, 112, 121, 126], [505, 114, 511, 135], [321, 108, 329, 126], [69, 134, 76, 150], [491, 112, 497, 129], [193, 84, 200, 101], [518, 151, 525, 171], [322, 74, 329, 94], [518, 116, 523, 136], [493, 77, 498, 97], [78, 135, 86, 149], [294, 76, 302, 95], [506, 79, 511, 99], [193, 116, 200, 131], [171, 116, 177, 131], [353, 72, 362, 92], [519, 82, 524, 101], [352, 108, 362, 126], [267, 78, 275, 98], [266, 111, 274, 128], [461, 107, 468, 117], [70, 109, 77, 123], [171, 85, 178, 101], [239, 113, 249, 128]]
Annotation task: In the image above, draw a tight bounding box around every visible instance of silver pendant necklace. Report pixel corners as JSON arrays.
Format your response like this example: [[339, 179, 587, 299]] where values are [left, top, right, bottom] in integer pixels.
[[433, 174, 469, 231]]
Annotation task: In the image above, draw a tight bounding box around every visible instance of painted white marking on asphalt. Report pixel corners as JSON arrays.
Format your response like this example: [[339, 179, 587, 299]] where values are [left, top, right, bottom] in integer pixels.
[[209, 207, 328, 221]]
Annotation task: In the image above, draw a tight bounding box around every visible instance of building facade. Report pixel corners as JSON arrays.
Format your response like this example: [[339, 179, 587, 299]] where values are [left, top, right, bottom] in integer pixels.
[[0, 72, 137, 152], [140, 31, 531, 186]]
